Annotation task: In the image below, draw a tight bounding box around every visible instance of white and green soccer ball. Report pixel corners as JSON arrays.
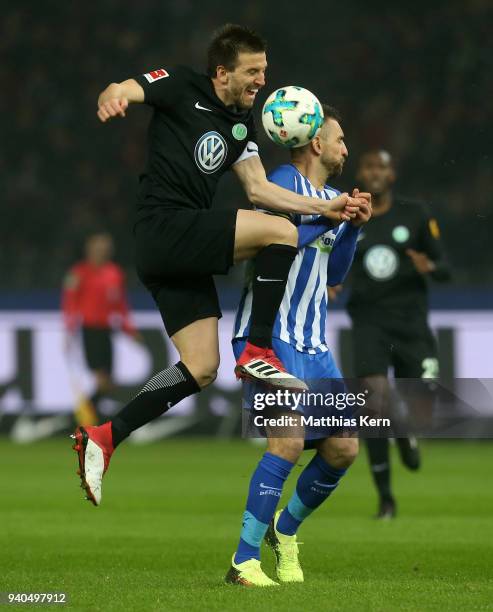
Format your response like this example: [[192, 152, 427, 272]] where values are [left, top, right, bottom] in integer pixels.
[[261, 86, 324, 148]]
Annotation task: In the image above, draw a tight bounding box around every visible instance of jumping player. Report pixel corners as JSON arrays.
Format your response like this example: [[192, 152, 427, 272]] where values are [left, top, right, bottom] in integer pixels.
[[71, 24, 366, 506]]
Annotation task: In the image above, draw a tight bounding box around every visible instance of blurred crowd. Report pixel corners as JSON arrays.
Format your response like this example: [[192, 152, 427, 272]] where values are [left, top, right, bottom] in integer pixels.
[[1, 0, 491, 289]]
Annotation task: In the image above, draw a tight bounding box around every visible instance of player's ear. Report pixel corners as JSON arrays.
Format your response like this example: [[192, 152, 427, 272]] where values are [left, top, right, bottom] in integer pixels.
[[215, 65, 229, 83], [311, 135, 322, 155]]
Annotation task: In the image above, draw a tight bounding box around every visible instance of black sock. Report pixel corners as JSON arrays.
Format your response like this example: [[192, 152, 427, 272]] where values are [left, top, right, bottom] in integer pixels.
[[110, 361, 200, 447], [248, 243, 297, 349], [366, 438, 393, 502]]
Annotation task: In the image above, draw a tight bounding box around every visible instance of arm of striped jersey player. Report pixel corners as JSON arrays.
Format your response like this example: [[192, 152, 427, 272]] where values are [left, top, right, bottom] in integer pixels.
[[297, 218, 335, 248], [326, 223, 361, 286]]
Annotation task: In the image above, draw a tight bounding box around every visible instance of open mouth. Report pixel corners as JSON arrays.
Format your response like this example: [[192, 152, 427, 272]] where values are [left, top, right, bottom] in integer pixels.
[[245, 88, 258, 99]]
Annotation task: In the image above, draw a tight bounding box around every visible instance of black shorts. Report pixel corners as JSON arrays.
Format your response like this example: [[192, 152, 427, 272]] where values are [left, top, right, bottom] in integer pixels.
[[134, 207, 237, 337], [350, 318, 439, 378], [81, 326, 113, 373]]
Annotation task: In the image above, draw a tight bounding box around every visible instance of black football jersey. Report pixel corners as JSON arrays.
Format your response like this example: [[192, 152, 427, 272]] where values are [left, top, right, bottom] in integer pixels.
[[133, 66, 258, 215], [346, 199, 448, 322]]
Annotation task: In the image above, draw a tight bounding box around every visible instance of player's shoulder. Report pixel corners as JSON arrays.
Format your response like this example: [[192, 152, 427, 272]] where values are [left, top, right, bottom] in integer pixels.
[[175, 64, 202, 82], [166, 65, 199, 89], [140, 64, 194, 88], [267, 163, 299, 185]]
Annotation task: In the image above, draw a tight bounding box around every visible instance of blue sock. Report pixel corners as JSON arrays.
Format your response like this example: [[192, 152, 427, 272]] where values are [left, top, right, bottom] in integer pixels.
[[277, 453, 346, 536], [234, 452, 294, 564]]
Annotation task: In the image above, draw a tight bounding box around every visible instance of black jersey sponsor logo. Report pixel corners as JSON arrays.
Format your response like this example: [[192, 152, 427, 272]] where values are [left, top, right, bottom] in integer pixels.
[[194, 131, 228, 174]]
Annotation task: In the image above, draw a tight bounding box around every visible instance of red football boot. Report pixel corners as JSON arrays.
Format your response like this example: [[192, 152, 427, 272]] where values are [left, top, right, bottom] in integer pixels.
[[234, 342, 308, 391], [71, 421, 114, 506]]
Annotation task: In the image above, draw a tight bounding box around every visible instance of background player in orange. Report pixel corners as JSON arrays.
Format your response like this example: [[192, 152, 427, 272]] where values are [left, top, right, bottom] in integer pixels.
[[62, 232, 140, 423]]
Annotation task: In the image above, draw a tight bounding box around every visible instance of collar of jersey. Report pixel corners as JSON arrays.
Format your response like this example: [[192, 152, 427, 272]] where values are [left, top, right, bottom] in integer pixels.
[[288, 163, 337, 196]]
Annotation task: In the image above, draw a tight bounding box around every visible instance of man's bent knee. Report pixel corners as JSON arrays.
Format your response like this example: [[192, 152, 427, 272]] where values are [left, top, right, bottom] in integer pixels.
[[318, 436, 359, 469], [264, 217, 297, 249], [181, 358, 219, 389], [267, 436, 304, 463]]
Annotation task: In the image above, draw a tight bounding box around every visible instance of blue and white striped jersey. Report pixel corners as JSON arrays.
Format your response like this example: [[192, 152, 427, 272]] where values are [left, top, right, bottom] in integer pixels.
[[233, 163, 344, 354]]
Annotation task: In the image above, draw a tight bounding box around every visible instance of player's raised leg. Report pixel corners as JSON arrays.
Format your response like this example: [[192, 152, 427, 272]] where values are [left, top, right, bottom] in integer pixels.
[[233, 210, 307, 390], [72, 317, 218, 505], [270, 436, 358, 582]]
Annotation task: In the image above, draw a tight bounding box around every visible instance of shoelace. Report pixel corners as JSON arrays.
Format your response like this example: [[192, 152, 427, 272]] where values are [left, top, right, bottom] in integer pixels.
[[279, 539, 304, 568], [242, 559, 267, 578], [283, 541, 299, 563]]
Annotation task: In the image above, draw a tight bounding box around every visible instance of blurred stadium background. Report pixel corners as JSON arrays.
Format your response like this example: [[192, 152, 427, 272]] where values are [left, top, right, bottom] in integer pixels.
[[1, 0, 492, 430], [1, 1, 492, 609]]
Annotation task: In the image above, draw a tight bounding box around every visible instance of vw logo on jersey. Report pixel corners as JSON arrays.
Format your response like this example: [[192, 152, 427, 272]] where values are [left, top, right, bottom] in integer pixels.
[[194, 131, 228, 174], [364, 245, 399, 281]]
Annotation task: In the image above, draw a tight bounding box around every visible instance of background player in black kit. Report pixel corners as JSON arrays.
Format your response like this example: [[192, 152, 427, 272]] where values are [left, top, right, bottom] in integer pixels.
[[331, 149, 450, 518], [72, 24, 365, 506]]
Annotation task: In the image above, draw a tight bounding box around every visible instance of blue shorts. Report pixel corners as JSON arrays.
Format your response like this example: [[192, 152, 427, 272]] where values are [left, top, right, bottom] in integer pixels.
[[232, 338, 342, 379], [233, 338, 355, 441]]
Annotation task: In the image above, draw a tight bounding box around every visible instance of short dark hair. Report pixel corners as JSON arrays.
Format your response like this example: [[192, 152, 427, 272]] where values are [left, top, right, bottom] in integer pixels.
[[321, 104, 342, 124], [207, 24, 266, 77], [290, 103, 342, 159]]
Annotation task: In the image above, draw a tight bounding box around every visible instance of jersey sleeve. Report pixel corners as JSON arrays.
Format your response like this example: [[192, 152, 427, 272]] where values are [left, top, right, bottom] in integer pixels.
[[134, 65, 189, 109], [326, 223, 360, 286], [233, 141, 259, 165], [297, 218, 334, 247], [232, 116, 259, 165], [418, 206, 451, 282]]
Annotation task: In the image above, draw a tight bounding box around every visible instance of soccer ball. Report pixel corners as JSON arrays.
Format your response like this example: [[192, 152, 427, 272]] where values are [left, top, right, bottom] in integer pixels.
[[261, 86, 324, 148]]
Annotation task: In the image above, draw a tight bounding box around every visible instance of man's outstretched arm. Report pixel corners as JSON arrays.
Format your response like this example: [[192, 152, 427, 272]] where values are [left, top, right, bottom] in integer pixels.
[[97, 79, 145, 122], [233, 155, 362, 222]]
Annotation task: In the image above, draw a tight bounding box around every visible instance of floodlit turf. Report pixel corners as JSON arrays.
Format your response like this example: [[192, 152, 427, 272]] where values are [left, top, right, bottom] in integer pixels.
[[0, 438, 492, 611]]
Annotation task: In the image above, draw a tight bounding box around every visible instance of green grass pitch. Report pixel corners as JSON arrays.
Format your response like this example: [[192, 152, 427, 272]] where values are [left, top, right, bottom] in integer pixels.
[[1, 438, 492, 611]]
